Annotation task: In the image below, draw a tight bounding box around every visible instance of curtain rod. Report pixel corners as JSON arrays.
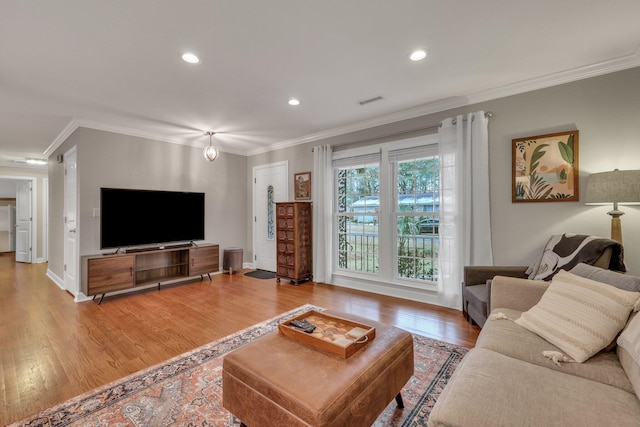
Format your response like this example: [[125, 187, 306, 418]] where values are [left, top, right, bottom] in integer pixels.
[[312, 111, 493, 151]]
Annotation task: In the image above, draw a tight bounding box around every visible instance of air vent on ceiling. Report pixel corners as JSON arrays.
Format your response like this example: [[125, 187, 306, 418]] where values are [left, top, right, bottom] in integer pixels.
[[358, 96, 383, 106]]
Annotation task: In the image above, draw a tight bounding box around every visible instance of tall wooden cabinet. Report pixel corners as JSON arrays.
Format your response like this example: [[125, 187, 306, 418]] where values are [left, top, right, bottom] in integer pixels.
[[275, 202, 312, 285]]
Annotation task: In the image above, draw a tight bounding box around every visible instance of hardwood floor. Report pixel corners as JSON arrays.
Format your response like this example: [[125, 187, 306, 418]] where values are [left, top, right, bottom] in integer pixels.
[[0, 253, 479, 425]]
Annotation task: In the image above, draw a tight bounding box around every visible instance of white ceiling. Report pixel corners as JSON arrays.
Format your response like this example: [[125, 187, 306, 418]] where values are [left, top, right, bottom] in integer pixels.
[[2, 1, 640, 165]]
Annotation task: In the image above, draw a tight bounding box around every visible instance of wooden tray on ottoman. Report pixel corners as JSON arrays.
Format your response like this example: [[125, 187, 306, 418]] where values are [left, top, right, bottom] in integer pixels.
[[278, 310, 376, 358]]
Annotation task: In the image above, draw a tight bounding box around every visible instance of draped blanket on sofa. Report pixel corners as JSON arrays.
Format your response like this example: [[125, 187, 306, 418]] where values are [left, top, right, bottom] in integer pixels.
[[527, 233, 625, 280]]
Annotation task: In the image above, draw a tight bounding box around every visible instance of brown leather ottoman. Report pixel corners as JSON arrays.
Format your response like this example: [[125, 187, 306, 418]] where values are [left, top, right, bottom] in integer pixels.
[[222, 311, 414, 427]]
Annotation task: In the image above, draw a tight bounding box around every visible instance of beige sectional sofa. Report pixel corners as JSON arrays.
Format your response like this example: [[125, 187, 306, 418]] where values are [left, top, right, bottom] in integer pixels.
[[429, 263, 640, 427]]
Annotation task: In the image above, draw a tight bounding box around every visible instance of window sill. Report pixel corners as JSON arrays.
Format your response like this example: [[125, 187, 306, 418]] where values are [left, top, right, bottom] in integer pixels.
[[330, 271, 449, 308]]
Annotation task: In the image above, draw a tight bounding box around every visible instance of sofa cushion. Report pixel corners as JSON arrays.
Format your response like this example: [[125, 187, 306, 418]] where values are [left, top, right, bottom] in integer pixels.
[[570, 263, 640, 292], [463, 283, 489, 327], [618, 312, 640, 399], [515, 270, 640, 363], [480, 308, 634, 393], [428, 348, 640, 427]]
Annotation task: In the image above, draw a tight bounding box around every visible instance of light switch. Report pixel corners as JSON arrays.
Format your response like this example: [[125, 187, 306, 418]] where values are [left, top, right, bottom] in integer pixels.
[[93, 208, 100, 218]]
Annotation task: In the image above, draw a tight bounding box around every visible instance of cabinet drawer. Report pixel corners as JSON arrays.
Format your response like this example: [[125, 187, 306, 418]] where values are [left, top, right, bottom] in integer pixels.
[[277, 230, 294, 241], [278, 254, 295, 265], [277, 204, 295, 216], [87, 255, 135, 295], [278, 266, 294, 278], [277, 218, 295, 229], [278, 242, 295, 252]]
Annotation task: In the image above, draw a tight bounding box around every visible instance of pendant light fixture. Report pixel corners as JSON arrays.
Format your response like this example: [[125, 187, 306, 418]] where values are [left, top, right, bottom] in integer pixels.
[[203, 131, 219, 162]]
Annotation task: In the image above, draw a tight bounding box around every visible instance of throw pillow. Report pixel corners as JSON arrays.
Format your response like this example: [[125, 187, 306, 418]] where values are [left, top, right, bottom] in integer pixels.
[[570, 263, 640, 292], [617, 312, 640, 398], [570, 263, 640, 352], [515, 270, 640, 363]]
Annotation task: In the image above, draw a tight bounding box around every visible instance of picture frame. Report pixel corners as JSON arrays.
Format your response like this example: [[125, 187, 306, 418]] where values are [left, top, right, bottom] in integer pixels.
[[294, 171, 311, 200], [512, 130, 579, 202]]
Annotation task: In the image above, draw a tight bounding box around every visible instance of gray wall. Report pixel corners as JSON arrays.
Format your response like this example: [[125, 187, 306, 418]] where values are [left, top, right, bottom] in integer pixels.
[[247, 67, 640, 273], [48, 128, 247, 282]]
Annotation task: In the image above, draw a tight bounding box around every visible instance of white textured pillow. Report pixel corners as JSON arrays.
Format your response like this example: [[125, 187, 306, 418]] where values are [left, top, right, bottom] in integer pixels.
[[618, 313, 640, 359], [617, 313, 640, 399], [515, 270, 640, 363]]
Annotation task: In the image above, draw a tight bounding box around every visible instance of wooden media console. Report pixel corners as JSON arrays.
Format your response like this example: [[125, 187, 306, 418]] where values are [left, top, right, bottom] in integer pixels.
[[81, 243, 219, 303]]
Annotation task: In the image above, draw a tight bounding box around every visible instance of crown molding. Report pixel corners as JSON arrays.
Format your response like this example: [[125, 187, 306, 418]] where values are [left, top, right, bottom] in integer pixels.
[[43, 118, 249, 157], [465, 44, 640, 105], [248, 46, 640, 156], [44, 119, 192, 157], [246, 97, 464, 156], [43, 119, 79, 156]]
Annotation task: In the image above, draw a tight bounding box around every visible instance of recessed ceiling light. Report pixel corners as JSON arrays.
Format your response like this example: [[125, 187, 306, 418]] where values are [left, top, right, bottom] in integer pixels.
[[409, 49, 428, 61], [288, 99, 301, 106], [181, 53, 201, 64]]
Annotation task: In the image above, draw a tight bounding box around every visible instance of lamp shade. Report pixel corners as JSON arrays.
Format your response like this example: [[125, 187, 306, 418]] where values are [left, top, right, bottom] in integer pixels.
[[584, 169, 640, 205]]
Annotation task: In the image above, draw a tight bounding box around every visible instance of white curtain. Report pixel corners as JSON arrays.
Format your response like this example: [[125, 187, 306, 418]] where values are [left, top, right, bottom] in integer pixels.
[[312, 144, 333, 283], [438, 111, 493, 309]]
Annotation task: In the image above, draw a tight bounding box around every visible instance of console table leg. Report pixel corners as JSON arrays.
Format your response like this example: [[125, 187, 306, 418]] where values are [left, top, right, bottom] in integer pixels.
[[207, 273, 212, 281], [395, 392, 404, 409], [157, 283, 160, 291], [98, 293, 105, 305]]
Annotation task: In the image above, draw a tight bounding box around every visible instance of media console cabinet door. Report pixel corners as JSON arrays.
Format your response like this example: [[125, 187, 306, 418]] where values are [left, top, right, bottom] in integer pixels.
[[189, 245, 220, 276], [86, 255, 135, 295]]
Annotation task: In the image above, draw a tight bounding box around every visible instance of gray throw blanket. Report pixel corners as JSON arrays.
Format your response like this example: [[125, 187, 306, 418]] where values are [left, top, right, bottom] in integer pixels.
[[528, 233, 625, 281]]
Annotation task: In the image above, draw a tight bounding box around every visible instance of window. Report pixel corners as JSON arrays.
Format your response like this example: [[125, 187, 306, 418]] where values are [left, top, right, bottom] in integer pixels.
[[392, 148, 439, 282], [333, 136, 439, 287], [335, 155, 380, 273], [267, 185, 274, 240]]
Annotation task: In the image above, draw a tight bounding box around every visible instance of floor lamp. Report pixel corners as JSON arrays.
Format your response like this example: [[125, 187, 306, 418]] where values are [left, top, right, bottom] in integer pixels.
[[585, 169, 640, 243]]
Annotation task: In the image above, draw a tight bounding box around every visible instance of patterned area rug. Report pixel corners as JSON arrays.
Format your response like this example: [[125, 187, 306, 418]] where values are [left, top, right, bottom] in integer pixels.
[[9, 304, 468, 427]]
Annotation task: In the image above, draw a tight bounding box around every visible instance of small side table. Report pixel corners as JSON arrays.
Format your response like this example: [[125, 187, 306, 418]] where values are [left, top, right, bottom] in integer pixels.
[[223, 248, 243, 275]]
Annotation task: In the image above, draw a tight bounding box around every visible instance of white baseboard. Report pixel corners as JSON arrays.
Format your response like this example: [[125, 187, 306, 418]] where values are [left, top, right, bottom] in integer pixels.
[[75, 292, 93, 303], [46, 268, 65, 290]]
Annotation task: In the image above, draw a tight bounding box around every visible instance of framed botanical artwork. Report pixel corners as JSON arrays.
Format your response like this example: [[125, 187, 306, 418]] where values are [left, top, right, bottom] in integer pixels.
[[512, 130, 579, 202], [294, 171, 311, 200]]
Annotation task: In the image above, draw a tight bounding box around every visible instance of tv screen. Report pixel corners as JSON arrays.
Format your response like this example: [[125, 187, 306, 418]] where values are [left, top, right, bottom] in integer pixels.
[[100, 188, 205, 249]]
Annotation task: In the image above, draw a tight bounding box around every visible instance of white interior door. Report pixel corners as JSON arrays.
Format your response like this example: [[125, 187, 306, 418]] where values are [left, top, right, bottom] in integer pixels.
[[15, 181, 32, 262], [64, 147, 79, 294], [253, 162, 288, 271]]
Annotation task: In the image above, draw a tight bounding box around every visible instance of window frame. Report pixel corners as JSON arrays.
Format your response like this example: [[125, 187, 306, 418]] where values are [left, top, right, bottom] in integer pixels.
[[331, 134, 439, 291], [390, 144, 440, 286]]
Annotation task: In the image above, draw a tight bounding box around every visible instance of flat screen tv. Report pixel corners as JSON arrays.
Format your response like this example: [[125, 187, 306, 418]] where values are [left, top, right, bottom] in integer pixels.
[[100, 187, 205, 249]]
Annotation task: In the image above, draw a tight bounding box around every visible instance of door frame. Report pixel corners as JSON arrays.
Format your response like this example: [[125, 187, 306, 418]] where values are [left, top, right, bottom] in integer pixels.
[[0, 175, 37, 263], [63, 146, 80, 298], [252, 161, 288, 271], [43, 177, 48, 262]]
